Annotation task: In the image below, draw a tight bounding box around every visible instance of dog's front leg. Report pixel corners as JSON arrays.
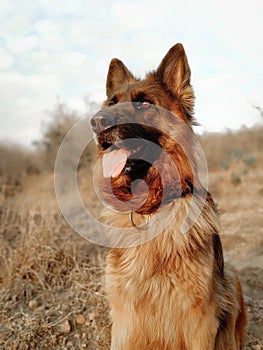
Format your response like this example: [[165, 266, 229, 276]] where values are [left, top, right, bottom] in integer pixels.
[[110, 312, 136, 350], [183, 306, 219, 350]]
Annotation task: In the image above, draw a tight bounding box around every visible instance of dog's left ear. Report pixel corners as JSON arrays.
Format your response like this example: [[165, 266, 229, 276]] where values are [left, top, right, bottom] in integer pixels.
[[156, 43, 195, 122]]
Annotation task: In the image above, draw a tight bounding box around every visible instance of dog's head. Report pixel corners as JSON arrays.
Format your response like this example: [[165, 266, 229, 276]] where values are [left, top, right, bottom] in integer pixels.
[[91, 44, 204, 215]]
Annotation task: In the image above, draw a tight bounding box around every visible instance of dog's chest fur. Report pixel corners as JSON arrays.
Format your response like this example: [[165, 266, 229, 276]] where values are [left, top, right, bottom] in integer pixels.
[[104, 199, 223, 349]]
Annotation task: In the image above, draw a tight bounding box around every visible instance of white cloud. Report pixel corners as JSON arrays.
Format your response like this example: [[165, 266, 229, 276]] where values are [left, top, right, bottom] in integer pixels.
[[0, 49, 14, 69], [0, 70, 60, 145], [8, 35, 39, 53], [67, 96, 87, 112], [0, 11, 36, 39], [37, 0, 110, 17], [34, 19, 66, 50]]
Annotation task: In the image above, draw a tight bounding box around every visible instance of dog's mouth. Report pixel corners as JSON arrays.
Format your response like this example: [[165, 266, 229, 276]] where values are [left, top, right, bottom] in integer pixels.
[[98, 125, 162, 181]]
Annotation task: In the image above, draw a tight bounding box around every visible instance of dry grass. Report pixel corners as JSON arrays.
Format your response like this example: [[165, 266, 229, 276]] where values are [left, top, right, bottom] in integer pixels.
[[0, 205, 111, 349], [0, 125, 262, 349]]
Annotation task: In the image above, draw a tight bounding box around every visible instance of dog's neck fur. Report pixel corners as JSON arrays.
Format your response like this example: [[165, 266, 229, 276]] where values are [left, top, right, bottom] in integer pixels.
[[105, 192, 220, 263]]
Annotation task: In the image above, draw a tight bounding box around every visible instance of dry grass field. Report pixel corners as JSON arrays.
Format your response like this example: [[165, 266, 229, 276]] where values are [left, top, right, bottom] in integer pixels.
[[0, 125, 262, 349]]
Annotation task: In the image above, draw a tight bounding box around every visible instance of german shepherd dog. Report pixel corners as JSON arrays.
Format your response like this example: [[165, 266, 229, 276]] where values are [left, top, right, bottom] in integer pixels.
[[91, 44, 247, 349]]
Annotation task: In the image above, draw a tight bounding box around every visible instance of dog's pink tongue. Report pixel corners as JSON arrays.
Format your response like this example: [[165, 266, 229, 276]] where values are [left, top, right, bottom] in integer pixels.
[[102, 149, 130, 178]]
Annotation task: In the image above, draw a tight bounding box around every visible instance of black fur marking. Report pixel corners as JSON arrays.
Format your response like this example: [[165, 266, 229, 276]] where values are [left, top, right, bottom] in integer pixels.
[[213, 233, 224, 275]]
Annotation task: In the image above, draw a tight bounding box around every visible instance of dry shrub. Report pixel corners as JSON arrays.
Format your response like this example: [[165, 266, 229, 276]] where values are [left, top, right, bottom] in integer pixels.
[[0, 144, 31, 183], [34, 102, 97, 172], [0, 144, 42, 200], [199, 126, 263, 172], [34, 103, 80, 171]]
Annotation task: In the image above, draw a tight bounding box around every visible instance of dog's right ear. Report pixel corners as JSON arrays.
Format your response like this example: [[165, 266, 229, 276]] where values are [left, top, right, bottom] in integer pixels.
[[106, 59, 136, 97]]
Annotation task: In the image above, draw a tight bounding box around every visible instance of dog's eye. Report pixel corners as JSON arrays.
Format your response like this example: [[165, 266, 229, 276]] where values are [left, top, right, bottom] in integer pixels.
[[142, 101, 152, 108], [107, 96, 118, 107], [135, 100, 153, 110], [141, 99, 154, 108]]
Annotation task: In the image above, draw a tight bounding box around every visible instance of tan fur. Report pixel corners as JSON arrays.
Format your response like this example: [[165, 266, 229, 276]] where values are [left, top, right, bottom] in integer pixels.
[[91, 43, 247, 349]]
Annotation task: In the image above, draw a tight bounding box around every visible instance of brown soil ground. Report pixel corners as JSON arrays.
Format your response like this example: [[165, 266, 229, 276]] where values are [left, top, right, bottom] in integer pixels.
[[0, 130, 262, 349]]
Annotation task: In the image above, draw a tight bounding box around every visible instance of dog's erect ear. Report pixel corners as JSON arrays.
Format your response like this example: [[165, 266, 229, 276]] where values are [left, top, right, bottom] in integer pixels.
[[106, 58, 136, 97], [156, 43, 195, 121]]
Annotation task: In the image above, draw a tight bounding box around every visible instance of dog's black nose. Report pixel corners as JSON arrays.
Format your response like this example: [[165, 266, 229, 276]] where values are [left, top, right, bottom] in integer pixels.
[[90, 111, 115, 133]]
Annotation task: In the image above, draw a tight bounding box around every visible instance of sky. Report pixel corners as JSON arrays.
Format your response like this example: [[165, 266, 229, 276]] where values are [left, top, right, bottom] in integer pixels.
[[0, 0, 262, 147]]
